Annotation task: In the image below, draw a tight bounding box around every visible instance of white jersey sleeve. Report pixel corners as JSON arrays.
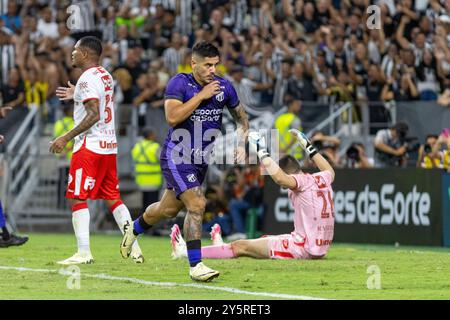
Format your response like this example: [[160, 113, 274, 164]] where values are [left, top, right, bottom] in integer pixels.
[[72, 66, 117, 155]]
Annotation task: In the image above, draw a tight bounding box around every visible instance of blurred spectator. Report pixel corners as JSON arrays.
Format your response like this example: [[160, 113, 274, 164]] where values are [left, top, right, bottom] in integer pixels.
[[227, 64, 271, 111], [432, 129, 450, 171], [273, 58, 293, 109], [417, 134, 442, 168], [274, 95, 303, 161], [416, 49, 439, 100], [131, 127, 162, 212], [37, 6, 59, 39], [0, 27, 16, 88], [163, 32, 187, 76], [177, 49, 193, 73], [343, 142, 374, 168], [0, 2, 21, 34], [0, 67, 24, 110], [287, 61, 316, 101]]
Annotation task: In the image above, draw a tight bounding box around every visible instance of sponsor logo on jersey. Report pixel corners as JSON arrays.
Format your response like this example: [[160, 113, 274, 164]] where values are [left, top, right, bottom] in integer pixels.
[[99, 141, 117, 149], [189, 108, 223, 122], [315, 239, 332, 246], [187, 174, 197, 183]]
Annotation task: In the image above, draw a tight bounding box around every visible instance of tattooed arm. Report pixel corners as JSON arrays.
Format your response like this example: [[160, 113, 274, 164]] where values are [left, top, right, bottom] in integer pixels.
[[49, 99, 100, 153], [228, 103, 250, 163], [229, 102, 250, 144]]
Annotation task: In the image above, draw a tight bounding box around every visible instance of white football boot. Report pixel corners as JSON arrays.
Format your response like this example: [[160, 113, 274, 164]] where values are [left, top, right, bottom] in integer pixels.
[[210, 223, 224, 245], [189, 262, 220, 282], [170, 224, 187, 260], [131, 246, 145, 263], [120, 220, 137, 259], [57, 251, 94, 265]]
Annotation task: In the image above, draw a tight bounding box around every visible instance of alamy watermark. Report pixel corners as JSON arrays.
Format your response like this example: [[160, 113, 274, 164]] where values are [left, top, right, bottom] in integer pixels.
[[366, 5, 382, 30], [167, 125, 281, 170], [366, 265, 382, 290], [59, 265, 81, 290]]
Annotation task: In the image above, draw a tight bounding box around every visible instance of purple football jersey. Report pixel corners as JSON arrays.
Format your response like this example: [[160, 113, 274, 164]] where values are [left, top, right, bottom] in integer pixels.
[[161, 73, 240, 164]]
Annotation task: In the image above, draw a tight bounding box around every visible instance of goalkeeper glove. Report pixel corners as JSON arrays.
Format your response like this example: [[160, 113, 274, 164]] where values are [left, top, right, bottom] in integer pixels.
[[289, 129, 318, 158], [248, 131, 270, 160]]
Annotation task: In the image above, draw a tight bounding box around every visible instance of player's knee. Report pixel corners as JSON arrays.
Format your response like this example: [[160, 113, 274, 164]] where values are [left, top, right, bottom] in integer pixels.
[[185, 197, 206, 214]]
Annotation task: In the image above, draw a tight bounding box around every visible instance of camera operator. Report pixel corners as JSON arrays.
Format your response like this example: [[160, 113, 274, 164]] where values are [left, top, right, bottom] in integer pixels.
[[417, 134, 442, 168], [374, 122, 417, 167], [344, 142, 374, 168], [431, 129, 450, 172]]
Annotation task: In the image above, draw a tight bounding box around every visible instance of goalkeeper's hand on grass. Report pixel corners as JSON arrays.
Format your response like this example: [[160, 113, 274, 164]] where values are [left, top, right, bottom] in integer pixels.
[[248, 131, 270, 160], [289, 129, 318, 158]]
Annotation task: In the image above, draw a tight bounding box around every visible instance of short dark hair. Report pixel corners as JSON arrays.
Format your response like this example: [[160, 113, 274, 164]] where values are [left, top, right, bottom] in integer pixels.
[[279, 155, 302, 174], [192, 41, 220, 59], [142, 127, 155, 138], [284, 94, 295, 106], [79, 36, 103, 57]]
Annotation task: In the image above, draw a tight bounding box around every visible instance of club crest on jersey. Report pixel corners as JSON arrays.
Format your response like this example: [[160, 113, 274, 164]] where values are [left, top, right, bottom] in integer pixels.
[[215, 91, 224, 102], [187, 174, 197, 183]]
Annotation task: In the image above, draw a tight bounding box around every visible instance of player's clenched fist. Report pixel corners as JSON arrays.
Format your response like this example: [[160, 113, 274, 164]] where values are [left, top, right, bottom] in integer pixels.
[[198, 81, 221, 100], [0, 135, 4, 144]]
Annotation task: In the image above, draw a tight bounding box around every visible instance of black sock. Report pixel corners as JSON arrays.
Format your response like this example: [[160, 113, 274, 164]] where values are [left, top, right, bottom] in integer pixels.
[[132, 215, 152, 236], [186, 239, 202, 267], [1, 227, 10, 240]]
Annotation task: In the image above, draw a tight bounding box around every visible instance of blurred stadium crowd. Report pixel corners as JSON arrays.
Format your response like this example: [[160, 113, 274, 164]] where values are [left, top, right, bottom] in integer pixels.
[[1, 0, 450, 238]]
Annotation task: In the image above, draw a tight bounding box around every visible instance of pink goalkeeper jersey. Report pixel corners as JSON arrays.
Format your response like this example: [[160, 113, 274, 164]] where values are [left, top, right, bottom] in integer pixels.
[[288, 171, 335, 256]]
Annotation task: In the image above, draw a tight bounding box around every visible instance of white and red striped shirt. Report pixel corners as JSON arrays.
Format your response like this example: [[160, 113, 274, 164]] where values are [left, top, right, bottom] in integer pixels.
[[73, 65, 117, 155]]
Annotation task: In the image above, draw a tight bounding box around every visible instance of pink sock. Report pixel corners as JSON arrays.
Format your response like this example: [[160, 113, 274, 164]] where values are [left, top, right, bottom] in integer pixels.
[[201, 244, 236, 259]]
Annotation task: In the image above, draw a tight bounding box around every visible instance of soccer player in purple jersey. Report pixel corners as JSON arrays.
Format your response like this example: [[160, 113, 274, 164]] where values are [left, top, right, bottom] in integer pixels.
[[120, 42, 249, 282]]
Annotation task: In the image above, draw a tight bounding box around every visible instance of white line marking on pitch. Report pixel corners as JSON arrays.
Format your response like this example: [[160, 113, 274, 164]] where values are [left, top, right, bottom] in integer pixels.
[[0, 265, 329, 300]]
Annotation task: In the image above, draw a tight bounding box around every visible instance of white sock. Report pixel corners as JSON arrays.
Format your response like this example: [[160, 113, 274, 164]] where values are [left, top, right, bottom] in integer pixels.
[[112, 203, 141, 252], [72, 208, 90, 253]]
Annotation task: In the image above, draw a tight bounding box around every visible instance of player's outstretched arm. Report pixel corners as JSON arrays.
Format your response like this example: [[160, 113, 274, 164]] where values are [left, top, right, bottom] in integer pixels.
[[165, 81, 221, 126], [289, 129, 335, 182], [49, 99, 100, 153], [248, 132, 297, 189]]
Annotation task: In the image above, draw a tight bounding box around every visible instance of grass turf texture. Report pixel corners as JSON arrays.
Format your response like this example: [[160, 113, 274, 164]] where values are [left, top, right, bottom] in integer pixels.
[[1, 233, 450, 300]]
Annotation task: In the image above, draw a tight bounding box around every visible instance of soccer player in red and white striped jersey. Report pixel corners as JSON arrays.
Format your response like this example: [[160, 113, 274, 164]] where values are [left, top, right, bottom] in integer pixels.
[[50, 36, 144, 265]]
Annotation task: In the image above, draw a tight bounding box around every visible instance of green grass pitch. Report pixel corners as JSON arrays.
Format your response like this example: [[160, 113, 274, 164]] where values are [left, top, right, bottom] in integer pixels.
[[1, 233, 450, 300]]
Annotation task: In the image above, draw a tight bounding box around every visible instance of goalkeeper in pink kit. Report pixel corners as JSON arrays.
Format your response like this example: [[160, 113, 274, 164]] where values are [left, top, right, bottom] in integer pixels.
[[171, 129, 335, 260]]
